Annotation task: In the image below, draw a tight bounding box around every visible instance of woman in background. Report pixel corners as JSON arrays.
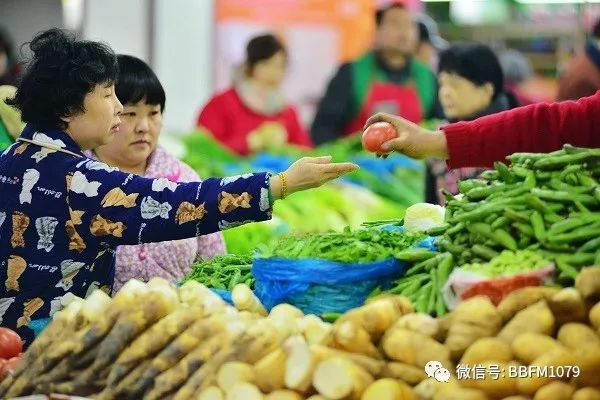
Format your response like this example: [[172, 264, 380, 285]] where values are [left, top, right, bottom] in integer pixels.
[[0, 85, 24, 151], [91, 55, 226, 290], [426, 43, 518, 204], [197, 34, 312, 155]]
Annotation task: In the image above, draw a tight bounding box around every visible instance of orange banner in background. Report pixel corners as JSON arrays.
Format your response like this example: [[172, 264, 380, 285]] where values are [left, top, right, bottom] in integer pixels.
[[216, 0, 376, 62]]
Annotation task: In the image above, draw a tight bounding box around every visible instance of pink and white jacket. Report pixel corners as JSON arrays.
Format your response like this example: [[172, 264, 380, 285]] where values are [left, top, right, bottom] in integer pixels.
[[89, 146, 227, 290]]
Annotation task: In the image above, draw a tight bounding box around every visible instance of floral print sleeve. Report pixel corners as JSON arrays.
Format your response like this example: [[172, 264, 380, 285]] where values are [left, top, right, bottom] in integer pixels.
[[66, 159, 272, 248]]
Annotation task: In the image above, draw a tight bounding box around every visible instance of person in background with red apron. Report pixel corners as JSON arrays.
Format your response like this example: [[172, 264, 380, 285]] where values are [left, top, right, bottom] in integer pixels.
[[197, 34, 312, 156], [310, 1, 441, 145]]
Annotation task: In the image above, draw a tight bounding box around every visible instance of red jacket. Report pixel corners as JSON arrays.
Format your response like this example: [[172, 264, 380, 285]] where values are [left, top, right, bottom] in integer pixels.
[[197, 87, 312, 155], [442, 91, 600, 169]]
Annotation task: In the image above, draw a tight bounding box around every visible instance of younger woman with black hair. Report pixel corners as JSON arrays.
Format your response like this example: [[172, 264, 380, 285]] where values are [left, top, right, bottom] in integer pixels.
[[0, 29, 356, 343], [197, 33, 312, 155], [89, 55, 226, 291], [425, 42, 518, 204]]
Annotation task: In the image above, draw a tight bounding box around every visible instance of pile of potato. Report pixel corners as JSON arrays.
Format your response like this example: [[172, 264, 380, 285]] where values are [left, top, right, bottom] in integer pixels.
[[2, 267, 600, 400]]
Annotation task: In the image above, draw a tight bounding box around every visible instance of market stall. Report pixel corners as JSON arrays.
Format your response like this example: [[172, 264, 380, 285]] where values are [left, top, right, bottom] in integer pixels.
[[1, 144, 599, 400]]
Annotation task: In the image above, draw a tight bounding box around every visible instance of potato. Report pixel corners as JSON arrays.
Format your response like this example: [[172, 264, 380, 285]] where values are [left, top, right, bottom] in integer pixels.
[[516, 349, 577, 395], [380, 362, 427, 385], [498, 287, 560, 323], [460, 361, 519, 399], [572, 387, 600, 400], [500, 397, 531, 400], [576, 267, 600, 302], [393, 313, 440, 338], [532, 381, 574, 400], [338, 295, 412, 339], [460, 338, 513, 365], [547, 288, 587, 325], [433, 387, 489, 400], [557, 323, 600, 350], [572, 345, 600, 388], [382, 328, 451, 369], [511, 333, 566, 365], [414, 378, 460, 400], [498, 301, 555, 344], [589, 302, 600, 332], [445, 297, 502, 360], [361, 378, 417, 400]]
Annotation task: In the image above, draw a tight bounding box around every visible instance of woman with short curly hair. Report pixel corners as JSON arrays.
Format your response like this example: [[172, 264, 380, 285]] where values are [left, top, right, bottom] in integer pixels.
[[0, 28, 357, 344]]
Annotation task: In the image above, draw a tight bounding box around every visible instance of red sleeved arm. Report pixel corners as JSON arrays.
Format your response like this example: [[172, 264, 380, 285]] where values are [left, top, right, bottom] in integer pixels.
[[442, 92, 600, 169], [286, 107, 313, 148]]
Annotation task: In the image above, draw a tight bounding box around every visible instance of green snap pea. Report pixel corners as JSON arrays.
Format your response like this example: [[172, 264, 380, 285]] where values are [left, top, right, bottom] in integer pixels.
[[535, 150, 600, 170], [491, 216, 510, 229], [458, 179, 488, 194], [466, 184, 510, 200], [578, 173, 598, 187], [549, 217, 595, 235], [481, 170, 499, 180], [472, 245, 499, 260], [579, 236, 600, 253], [530, 211, 547, 242], [446, 222, 466, 236], [531, 188, 597, 205], [493, 229, 518, 250], [548, 224, 600, 244], [495, 161, 516, 183], [513, 222, 534, 237], [505, 209, 531, 223], [542, 213, 563, 225]]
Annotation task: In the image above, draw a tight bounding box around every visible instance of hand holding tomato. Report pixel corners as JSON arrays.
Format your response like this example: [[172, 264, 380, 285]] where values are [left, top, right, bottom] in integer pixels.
[[363, 112, 449, 160]]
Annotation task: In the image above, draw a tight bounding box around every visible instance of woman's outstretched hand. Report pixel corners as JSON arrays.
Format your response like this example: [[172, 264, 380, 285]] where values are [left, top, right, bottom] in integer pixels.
[[270, 156, 359, 199], [364, 112, 449, 160]]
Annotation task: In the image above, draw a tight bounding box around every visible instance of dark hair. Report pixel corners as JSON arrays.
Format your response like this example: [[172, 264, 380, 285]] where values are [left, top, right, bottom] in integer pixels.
[[245, 34, 286, 75], [438, 43, 504, 99], [593, 18, 600, 39], [375, 3, 407, 27], [6, 28, 117, 131], [115, 54, 165, 111]]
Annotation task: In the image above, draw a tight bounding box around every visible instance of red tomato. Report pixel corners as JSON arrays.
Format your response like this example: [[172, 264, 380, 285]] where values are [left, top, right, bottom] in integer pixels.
[[362, 122, 397, 153], [0, 328, 23, 359]]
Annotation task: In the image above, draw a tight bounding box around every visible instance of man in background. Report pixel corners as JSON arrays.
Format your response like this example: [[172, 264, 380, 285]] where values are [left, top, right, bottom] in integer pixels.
[[557, 18, 600, 101], [311, 1, 439, 145]]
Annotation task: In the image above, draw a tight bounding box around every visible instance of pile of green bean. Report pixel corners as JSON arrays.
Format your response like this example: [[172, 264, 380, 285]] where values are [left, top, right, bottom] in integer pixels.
[[378, 250, 453, 316], [181, 255, 254, 290], [428, 144, 600, 281]]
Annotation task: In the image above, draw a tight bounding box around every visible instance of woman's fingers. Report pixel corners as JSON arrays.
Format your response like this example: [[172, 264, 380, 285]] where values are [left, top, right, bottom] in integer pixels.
[[380, 137, 406, 153], [319, 162, 359, 175], [303, 155, 333, 164], [364, 112, 396, 130]]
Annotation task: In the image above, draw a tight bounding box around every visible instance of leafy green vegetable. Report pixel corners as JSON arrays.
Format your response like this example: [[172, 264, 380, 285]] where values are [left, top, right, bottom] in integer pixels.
[[257, 227, 425, 263]]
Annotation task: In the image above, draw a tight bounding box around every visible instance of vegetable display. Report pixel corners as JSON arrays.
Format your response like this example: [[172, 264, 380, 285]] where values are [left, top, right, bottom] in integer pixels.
[[430, 145, 600, 281], [5, 270, 600, 400]]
